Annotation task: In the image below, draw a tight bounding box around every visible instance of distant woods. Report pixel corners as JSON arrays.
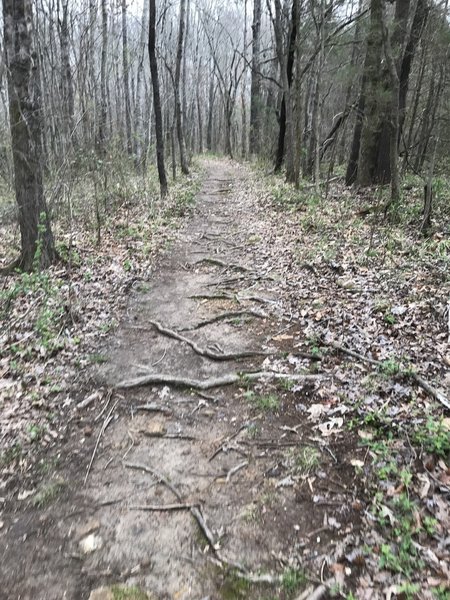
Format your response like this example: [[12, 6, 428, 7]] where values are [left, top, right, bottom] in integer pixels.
[[1, 0, 449, 269]]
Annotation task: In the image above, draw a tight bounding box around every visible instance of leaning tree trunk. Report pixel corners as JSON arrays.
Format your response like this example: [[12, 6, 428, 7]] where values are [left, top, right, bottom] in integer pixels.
[[148, 0, 168, 197], [2, 0, 56, 271]]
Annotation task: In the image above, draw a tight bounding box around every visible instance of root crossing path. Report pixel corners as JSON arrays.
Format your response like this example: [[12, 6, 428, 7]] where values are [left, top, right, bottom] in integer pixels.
[[2, 159, 362, 599]]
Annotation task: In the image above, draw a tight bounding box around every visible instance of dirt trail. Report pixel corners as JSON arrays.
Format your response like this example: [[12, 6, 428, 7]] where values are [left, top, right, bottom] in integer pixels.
[[1, 159, 361, 600]]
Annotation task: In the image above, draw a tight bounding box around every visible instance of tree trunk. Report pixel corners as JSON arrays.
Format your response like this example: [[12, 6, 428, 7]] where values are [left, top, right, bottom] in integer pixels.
[[273, 0, 297, 183], [356, 0, 385, 186], [174, 0, 189, 174], [249, 0, 261, 155], [98, 0, 108, 154], [121, 0, 132, 156], [58, 0, 75, 147], [134, 0, 149, 167], [398, 0, 428, 144], [2, 0, 56, 271], [381, 0, 402, 207], [148, 0, 168, 197], [274, 0, 297, 173], [206, 70, 215, 151]]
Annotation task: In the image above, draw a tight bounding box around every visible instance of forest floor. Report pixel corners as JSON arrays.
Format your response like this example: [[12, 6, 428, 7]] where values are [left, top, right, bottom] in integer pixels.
[[1, 158, 449, 600]]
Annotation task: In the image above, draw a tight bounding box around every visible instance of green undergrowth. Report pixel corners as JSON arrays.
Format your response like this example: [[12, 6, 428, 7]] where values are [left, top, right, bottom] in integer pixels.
[[350, 406, 450, 593]]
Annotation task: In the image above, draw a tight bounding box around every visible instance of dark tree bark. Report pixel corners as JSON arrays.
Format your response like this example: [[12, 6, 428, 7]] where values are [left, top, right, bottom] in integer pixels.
[[175, 0, 189, 174], [2, 0, 56, 271], [348, 0, 427, 186], [249, 0, 262, 155], [356, 0, 385, 186], [398, 0, 428, 142], [274, 0, 298, 173], [148, 0, 168, 197]]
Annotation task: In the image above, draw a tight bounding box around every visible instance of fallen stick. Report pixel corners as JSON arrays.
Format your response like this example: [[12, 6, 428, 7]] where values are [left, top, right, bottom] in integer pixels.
[[226, 460, 249, 482], [179, 309, 266, 332], [209, 424, 249, 461], [116, 371, 323, 391], [131, 502, 198, 511], [329, 341, 450, 411], [84, 398, 119, 485], [194, 257, 251, 272], [148, 319, 266, 361]]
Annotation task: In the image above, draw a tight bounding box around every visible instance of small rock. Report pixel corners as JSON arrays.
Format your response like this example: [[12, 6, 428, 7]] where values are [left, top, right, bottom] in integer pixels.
[[76, 519, 100, 539], [88, 587, 114, 600], [79, 533, 103, 554], [141, 420, 166, 437], [17, 489, 35, 501]]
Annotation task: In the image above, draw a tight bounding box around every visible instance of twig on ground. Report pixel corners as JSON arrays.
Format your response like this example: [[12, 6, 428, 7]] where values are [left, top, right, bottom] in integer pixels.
[[122, 430, 134, 461], [209, 424, 249, 461], [94, 389, 113, 422], [148, 319, 266, 361], [116, 371, 323, 391], [84, 398, 119, 485], [225, 460, 249, 482], [328, 341, 450, 410], [77, 390, 102, 410]]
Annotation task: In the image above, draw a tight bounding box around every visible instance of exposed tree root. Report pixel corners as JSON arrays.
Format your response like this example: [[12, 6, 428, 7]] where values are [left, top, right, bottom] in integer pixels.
[[178, 309, 266, 331], [193, 257, 252, 272], [116, 371, 323, 390], [124, 461, 220, 553], [148, 319, 266, 361], [130, 502, 198, 511], [328, 341, 450, 411], [189, 292, 235, 301]]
